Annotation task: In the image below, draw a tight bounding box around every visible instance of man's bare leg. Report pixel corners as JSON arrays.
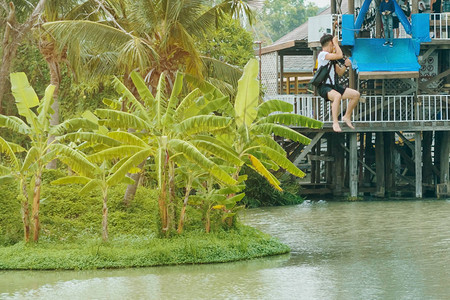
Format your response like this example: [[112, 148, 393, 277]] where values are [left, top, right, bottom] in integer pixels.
[[342, 88, 360, 129], [328, 90, 342, 132]]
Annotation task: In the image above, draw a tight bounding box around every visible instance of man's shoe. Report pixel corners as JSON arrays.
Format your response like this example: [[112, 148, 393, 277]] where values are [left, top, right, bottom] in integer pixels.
[[389, 42, 393, 47], [383, 41, 389, 46]]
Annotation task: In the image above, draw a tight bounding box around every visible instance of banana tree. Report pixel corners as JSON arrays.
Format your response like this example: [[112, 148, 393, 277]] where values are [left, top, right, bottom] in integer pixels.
[[0, 132, 30, 241], [52, 157, 136, 241], [225, 58, 323, 190], [0, 72, 97, 242], [93, 71, 238, 235]]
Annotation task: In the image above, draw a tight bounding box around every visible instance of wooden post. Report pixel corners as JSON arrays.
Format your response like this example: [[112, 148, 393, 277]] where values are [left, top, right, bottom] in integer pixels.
[[334, 135, 345, 196], [375, 132, 385, 197], [280, 54, 284, 94], [393, 134, 401, 196], [359, 133, 365, 183], [311, 144, 316, 184], [331, 0, 337, 14], [286, 76, 290, 95], [384, 133, 395, 194], [440, 132, 450, 184], [364, 132, 374, 186], [349, 133, 358, 198], [415, 131, 423, 198], [423, 132, 433, 184], [326, 134, 333, 184], [348, 0, 355, 15], [412, 0, 418, 14], [315, 138, 322, 183]]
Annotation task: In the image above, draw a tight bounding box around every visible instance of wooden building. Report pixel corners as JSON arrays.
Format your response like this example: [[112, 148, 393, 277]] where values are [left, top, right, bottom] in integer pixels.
[[259, 0, 450, 198]]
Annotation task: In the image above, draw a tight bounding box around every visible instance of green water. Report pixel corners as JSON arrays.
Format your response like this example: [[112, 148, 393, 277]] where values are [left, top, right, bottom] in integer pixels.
[[1, 200, 450, 299]]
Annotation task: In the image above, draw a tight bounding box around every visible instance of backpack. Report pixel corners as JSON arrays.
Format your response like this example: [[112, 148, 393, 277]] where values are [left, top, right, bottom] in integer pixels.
[[310, 62, 334, 87]]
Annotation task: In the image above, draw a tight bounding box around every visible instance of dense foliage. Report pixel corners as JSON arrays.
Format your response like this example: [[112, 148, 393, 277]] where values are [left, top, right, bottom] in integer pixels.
[[261, 0, 319, 41]]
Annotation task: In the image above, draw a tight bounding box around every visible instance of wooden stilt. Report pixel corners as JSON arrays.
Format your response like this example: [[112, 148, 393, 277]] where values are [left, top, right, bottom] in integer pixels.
[[415, 131, 423, 198], [349, 133, 358, 198], [311, 144, 316, 184], [364, 132, 374, 186], [359, 133, 365, 184], [384, 132, 395, 194], [315, 138, 322, 183], [393, 134, 401, 196], [334, 135, 345, 196], [440, 132, 450, 184], [375, 132, 385, 197], [423, 132, 433, 184], [326, 134, 333, 184]]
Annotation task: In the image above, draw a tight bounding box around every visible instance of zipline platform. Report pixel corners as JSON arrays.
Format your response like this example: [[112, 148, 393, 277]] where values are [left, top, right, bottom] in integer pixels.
[[358, 71, 419, 80], [351, 38, 421, 73]]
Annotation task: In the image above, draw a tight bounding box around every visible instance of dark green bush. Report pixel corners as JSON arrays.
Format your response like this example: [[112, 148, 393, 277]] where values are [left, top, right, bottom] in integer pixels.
[[241, 167, 304, 208]]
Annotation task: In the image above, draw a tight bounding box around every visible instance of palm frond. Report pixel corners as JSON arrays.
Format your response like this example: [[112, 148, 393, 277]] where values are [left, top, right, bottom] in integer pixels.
[[0, 137, 19, 169], [87, 145, 146, 163], [58, 132, 122, 147], [52, 175, 92, 185], [248, 154, 281, 191], [130, 71, 155, 110], [191, 139, 244, 166], [0, 115, 30, 135], [106, 148, 152, 186], [169, 138, 236, 185], [95, 109, 152, 131], [201, 56, 242, 89], [252, 123, 311, 145], [260, 113, 323, 129], [51, 144, 97, 176], [107, 131, 149, 148], [50, 118, 98, 135], [257, 99, 294, 118], [175, 115, 232, 135], [260, 146, 305, 178]]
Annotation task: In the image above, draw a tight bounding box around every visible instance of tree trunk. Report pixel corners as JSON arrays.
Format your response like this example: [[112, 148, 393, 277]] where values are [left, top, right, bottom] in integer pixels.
[[32, 172, 42, 242], [45, 56, 61, 169], [124, 160, 145, 206], [205, 209, 211, 233], [0, 0, 46, 114], [20, 179, 30, 242], [158, 150, 169, 234], [177, 182, 192, 234], [168, 160, 176, 232], [102, 188, 108, 241]]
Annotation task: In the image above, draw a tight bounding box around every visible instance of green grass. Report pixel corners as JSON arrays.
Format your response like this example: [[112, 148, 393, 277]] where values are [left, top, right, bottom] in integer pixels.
[[0, 226, 289, 270], [0, 170, 290, 270]]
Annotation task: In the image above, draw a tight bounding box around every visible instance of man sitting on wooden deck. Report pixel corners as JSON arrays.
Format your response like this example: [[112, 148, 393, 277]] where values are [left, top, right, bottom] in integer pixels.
[[317, 34, 360, 132]]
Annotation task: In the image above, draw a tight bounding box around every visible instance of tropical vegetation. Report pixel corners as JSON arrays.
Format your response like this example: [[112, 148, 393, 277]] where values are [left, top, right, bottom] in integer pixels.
[[0, 0, 323, 270]]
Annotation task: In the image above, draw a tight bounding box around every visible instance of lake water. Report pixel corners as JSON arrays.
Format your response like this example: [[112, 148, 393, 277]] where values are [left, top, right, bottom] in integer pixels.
[[1, 200, 450, 299]]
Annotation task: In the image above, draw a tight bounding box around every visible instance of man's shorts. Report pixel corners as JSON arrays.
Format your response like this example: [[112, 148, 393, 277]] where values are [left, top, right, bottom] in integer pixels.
[[318, 84, 347, 101], [393, 16, 399, 29]]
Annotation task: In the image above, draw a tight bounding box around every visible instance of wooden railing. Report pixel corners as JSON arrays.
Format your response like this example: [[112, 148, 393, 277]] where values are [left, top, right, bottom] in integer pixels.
[[266, 94, 450, 123]]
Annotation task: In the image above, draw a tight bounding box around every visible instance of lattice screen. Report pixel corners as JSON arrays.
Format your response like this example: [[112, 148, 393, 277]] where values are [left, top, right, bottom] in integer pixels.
[[260, 52, 278, 96]]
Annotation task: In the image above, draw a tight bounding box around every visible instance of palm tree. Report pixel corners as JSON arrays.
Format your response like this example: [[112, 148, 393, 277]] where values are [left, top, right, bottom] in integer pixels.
[[37, 0, 102, 168], [0, 0, 46, 115], [42, 0, 257, 198]]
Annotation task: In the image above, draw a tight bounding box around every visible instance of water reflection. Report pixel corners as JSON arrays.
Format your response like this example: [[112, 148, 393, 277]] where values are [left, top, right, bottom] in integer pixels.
[[1, 200, 450, 299]]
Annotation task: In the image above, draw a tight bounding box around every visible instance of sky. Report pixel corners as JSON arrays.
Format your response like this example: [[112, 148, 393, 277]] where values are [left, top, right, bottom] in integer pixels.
[[306, 0, 330, 8]]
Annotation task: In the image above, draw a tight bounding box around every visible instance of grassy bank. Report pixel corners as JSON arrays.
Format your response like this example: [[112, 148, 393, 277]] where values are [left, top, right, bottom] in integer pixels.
[[0, 171, 289, 270], [0, 226, 289, 270]]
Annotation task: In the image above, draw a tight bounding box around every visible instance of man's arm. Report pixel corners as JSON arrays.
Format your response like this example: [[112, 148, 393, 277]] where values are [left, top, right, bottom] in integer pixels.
[[336, 58, 351, 76], [325, 36, 343, 61]]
